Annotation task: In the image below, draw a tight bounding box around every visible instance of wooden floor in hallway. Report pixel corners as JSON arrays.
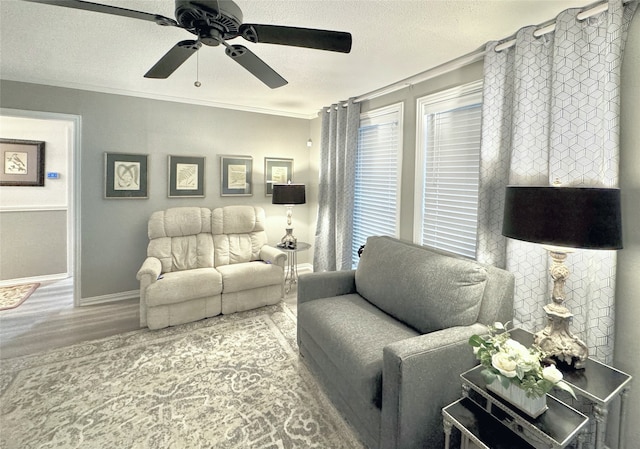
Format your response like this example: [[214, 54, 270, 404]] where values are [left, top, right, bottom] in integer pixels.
[[0, 278, 140, 360]]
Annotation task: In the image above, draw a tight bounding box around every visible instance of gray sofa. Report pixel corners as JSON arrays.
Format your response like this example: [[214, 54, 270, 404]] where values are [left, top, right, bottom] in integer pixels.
[[297, 236, 514, 449], [137, 205, 286, 330]]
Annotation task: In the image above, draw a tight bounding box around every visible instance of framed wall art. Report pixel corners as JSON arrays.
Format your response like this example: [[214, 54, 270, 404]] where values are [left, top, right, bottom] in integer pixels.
[[264, 157, 293, 196], [220, 155, 252, 196], [168, 155, 205, 198], [0, 138, 45, 187], [104, 152, 148, 199]]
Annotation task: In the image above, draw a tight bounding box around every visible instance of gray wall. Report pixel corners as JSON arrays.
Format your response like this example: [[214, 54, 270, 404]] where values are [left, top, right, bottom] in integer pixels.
[[0, 81, 312, 300], [0, 210, 66, 280], [615, 7, 640, 445]]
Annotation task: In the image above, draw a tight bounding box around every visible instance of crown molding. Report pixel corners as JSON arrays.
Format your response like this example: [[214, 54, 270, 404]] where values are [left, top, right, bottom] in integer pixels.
[[1, 76, 317, 120]]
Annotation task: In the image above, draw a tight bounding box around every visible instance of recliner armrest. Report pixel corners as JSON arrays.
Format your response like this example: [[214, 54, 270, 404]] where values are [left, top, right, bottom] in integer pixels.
[[259, 245, 287, 268], [136, 257, 162, 283], [297, 270, 357, 305], [381, 323, 488, 449]]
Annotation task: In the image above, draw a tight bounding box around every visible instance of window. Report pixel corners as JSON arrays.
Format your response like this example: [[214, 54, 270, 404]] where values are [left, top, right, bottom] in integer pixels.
[[414, 81, 483, 258], [352, 103, 403, 267]]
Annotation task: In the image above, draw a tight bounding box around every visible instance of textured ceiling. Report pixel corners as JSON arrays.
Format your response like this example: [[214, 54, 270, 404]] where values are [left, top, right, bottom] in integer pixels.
[[1, 0, 591, 118]]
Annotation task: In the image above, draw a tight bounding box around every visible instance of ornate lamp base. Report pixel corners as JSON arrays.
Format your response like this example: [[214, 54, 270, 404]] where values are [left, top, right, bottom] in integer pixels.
[[534, 304, 588, 369], [534, 249, 589, 370], [280, 228, 297, 249]]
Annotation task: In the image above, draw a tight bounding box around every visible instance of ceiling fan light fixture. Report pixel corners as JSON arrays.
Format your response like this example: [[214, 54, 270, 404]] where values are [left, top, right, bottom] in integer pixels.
[[24, 0, 352, 88]]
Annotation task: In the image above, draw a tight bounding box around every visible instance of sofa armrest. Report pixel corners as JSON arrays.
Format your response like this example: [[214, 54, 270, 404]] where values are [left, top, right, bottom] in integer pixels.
[[297, 270, 357, 305], [259, 245, 287, 268], [136, 257, 162, 328], [136, 257, 162, 283], [381, 323, 488, 449]]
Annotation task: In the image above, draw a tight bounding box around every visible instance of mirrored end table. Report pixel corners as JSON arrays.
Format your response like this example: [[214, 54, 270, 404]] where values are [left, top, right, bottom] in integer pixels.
[[509, 328, 633, 449], [445, 365, 589, 449], [273, 241, 311, 293]]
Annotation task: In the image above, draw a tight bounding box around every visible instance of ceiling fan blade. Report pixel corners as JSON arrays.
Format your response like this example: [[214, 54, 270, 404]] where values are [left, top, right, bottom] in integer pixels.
[[144, 40, 202, 79], [22, 0, 178, 26], [240, 24, 352, 53], [225, 44, 287, 89]]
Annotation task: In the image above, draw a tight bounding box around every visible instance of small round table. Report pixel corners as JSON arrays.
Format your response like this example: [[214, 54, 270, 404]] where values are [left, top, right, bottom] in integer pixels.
[[275, 242, 311, 293]]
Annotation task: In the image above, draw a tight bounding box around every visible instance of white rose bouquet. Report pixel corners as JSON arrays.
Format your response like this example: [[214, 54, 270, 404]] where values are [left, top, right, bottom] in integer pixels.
[[469, 322, 576, 399]]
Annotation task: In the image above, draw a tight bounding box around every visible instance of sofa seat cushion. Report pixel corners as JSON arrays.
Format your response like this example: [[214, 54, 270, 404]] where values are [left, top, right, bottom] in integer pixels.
[[146, 268, 222, 307], [298, 294, 419, 408], [216, 261, 283, 293], [356, 236, 488, 334]]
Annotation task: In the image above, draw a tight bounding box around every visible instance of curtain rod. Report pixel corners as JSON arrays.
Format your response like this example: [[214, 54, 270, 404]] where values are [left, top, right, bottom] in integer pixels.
[[494, 0, 634, 51], [350, 0, 625, 105]]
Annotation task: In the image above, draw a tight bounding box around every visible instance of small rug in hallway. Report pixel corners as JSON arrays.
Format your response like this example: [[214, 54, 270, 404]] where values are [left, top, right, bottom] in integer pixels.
[[0, 283, 39, 311], [0, 303, 365, 449]]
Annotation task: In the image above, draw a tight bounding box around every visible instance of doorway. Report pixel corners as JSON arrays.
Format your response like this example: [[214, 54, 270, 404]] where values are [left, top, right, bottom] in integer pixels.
[[0, 109, 81, 306]]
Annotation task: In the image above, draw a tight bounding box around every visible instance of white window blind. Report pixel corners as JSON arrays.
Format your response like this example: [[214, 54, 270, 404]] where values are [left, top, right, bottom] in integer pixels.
[[352, 103, 403, 267], [415, 81, 483, 259]]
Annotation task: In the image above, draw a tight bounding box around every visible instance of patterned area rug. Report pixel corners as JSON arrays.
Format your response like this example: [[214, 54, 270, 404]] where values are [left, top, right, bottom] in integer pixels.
[[0, 283, 39, 311], [0, 303, 365, 449]]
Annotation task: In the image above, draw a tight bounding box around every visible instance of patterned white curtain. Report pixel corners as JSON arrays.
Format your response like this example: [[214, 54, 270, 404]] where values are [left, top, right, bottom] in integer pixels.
[[477, 0, 637, 363], [314, 99, 361, 272]]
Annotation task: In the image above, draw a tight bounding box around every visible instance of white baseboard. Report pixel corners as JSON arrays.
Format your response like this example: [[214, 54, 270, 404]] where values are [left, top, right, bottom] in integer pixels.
[[80, 290, 139, 306], [0, 273, 69, 288], [297, 263, 313, 274]]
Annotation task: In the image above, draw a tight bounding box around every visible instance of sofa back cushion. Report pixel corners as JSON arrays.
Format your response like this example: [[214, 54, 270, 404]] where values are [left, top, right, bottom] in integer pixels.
[[147, 207, 214, 273], [355, 236, 488, 334], [211, 205, 268, 266]]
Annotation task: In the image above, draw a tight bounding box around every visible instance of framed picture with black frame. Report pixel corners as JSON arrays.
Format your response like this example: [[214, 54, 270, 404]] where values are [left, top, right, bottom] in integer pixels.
[[168, 155, 205, 198], [104, 152, 148, 199], [264, 157, 293, 196], [0, 138, 45, 187], [220, 155, 252, 196]]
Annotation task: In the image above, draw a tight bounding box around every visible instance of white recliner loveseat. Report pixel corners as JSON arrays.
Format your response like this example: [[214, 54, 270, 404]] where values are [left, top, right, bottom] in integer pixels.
[[136, 205, 286, 329]]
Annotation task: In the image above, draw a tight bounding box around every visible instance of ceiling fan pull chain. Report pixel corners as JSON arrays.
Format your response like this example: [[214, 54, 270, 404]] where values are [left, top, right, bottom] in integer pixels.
[[194, 49, 201, 87]]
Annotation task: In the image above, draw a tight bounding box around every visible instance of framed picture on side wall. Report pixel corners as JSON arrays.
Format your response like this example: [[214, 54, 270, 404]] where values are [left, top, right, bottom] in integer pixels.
[[264, 157, 293, 196], [168, 155, 205, 198], [104, 152, 148, 199], [220, 155, 252, 196], [0, 138, 45, 187]]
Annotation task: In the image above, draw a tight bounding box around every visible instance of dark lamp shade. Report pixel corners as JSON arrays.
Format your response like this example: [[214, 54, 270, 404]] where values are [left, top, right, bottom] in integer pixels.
[[502, 186, 623, 250], [272, 184, 306, 205]]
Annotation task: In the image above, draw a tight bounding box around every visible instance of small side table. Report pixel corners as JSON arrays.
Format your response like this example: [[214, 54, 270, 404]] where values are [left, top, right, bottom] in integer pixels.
[[443, 365, 589, 449], [444, 397, 538, 449], [274, 241, 311, 293], [510, 329, 633, 449]]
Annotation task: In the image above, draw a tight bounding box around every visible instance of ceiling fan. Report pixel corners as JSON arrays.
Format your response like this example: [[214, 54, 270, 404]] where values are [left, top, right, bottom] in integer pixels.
[[23, 0, 353, 88]]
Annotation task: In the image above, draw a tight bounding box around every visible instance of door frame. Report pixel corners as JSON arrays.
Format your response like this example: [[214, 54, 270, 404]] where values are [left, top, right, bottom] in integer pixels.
[[0, 108, 82, 306]]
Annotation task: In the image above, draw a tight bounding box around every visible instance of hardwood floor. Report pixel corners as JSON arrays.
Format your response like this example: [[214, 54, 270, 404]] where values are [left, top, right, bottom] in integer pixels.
[[0, 277, 299, 360], [0, 278, 140, 359]]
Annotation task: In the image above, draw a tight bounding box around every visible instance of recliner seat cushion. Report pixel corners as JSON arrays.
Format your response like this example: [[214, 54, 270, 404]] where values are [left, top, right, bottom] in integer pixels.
[[216, 261, 284, 293], [298, 294, 419, 408], [145, 268, 222, 307], [355, 236, 488, 334]]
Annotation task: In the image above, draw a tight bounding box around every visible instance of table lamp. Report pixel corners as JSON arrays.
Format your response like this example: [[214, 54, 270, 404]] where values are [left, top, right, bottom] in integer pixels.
[[272, 183, 306, 249], [502, 185, 622, 369]]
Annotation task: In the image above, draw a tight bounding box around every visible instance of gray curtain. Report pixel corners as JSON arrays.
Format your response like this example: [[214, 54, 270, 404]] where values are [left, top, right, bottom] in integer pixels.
[[477, 0, 637, 363], [314, 99, 361, 272]]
